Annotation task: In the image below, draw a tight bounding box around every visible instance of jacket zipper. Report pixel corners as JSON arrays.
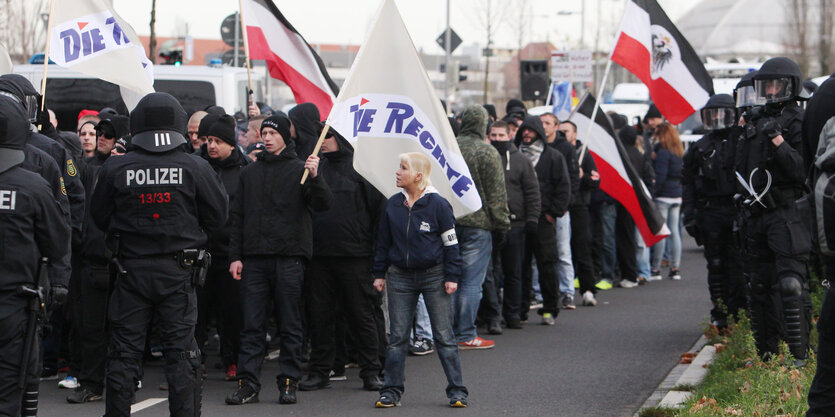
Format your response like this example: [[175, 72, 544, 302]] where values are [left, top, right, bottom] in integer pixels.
[[405, 203, 412, 268]]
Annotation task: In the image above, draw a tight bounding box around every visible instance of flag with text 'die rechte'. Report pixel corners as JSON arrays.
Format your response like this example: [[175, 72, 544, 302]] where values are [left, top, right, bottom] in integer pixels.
[[241, 0, 339, 118], [327, 0, 481, 218], [569, 93, 669, 246], [610, 0, 713, 124], [48, 0, 154, 110]]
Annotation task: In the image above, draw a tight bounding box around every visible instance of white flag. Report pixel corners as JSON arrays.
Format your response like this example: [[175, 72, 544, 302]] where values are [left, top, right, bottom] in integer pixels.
[[48, 0, 154, 109], [327, 0, 481, 217]]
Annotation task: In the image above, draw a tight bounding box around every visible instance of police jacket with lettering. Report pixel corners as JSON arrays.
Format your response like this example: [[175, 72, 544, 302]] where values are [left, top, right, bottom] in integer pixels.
[[23, 144, 69, 219], [229, 146, 333, 261], [373, 188, 463, 283], [79, 153, 110, 263], [313, 134, 384, 258], [90, 149, 229, 258], [0, 166, 70, 294], [28, 130, 85, 247], [202, 146, 249, 259]]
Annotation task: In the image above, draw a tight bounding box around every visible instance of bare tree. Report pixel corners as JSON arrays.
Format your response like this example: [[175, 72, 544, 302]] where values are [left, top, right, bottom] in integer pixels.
[[149, 0, 157, 62], [0, 0, 49, 64], [784, 0, 811, 76], [472, 0, 508, 103], [819, 0, 834, 75]]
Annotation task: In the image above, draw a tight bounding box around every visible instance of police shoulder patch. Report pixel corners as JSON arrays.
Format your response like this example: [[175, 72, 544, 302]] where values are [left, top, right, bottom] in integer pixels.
[[60, 177, 67, 196], [66, 159, 77, 177]]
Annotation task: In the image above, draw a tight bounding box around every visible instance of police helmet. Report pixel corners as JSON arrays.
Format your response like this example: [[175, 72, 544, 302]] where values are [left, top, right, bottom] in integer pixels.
[[0, 96, 30, 173], [700, 94, 736, 131], [734, 71, 763, 109], [0, 74, 42, 124], [753, 57, 803, 104], [129, 92, 188, 152]]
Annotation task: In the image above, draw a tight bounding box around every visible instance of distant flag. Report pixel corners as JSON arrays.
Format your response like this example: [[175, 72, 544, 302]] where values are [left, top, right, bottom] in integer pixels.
[[0, 44, 12, 75], [610, 0, 713, 124], [241, 0, 339, 118], [327, 0, 481, 217], [48, 0, 154, 109], [569, 93, 669, 246], [550, 81, 573, 121]]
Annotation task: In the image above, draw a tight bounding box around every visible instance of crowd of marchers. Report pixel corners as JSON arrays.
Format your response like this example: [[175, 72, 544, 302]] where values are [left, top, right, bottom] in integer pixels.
[[2, 54, 835, 414]]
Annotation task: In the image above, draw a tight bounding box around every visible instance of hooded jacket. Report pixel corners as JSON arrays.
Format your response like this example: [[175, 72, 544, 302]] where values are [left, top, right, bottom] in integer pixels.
[[491, 140, 541, 227], [201, 145, 250, 258], [548, 132, 581, 206], [455, 105, 510, 232], [514, 116, 572, 219], [229, 139, 333, 261], [313, 130, 385, 257], [574, 140, 600, 206], [288, 103, 321, 161]]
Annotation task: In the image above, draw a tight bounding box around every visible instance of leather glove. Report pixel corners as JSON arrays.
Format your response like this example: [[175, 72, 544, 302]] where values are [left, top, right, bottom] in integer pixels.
[[525, 221, 538, 235], [50, 284, 69, 309], [760, 117, 783, 140]]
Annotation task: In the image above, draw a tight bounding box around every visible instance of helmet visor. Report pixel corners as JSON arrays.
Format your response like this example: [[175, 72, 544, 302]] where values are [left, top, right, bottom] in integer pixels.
[[701, 108, 737, 131], [754, 78, 794, 104], [734, 85, 764, 108]]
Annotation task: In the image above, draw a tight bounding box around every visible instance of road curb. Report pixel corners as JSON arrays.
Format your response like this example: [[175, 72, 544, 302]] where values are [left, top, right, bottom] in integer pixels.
[[635, 334, 713, 415]]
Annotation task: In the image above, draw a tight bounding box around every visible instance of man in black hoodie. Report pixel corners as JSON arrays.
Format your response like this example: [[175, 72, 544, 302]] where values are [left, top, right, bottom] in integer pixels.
[[198, 114, 249, 381], [227, 114, 332, 406], [514, 116, 571, 325], [300, 126, 385, 392], [488, 120, 541, 328], [288, 103, 321, 161]]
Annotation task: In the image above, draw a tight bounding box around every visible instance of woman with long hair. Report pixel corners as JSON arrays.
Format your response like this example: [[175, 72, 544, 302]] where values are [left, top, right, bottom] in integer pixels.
[[650, 122, 685, 280]]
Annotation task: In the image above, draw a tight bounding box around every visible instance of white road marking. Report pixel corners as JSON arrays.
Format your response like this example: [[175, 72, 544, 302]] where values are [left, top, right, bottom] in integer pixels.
[[131, 398, 167, 413]]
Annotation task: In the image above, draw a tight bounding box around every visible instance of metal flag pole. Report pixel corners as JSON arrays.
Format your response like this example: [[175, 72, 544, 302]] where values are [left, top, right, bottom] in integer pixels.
[[39, 0, 56, 116]]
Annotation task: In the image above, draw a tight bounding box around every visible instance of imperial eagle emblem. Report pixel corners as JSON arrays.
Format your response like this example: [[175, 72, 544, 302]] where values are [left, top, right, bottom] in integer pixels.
[[651, 33, 673, 74]]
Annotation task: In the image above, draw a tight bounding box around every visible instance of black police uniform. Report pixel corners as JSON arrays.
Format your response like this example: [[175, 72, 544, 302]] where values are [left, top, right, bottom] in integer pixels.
[[90, 93, 228, 417], [682, 94, 747, 329], [735, 57, 813, 363], [0, 99, 70, 417]]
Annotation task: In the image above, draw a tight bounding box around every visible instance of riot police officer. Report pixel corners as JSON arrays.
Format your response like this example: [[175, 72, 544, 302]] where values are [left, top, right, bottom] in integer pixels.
[[735, 57, 812, 366], [0, 96, 70, 416], [682, 94, 747, 330], [90, 92, 228, 416]]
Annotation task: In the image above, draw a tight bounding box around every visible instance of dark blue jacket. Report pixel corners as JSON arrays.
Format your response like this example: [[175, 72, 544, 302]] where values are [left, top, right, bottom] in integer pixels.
[[653, 147, 683, 198], [373, 188, 463, 283]]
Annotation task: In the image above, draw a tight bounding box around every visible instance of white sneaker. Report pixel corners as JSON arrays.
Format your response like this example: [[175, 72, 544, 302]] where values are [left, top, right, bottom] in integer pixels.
[[582, 291, 597, 306], [58, 376, 79, 389], [670, 270, 681, 280], [618, 279, 638, 289]]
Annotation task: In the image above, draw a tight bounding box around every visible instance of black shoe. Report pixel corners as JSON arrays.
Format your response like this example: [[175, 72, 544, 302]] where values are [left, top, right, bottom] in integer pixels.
[[66, 386, 103, 403], [299, 373, 330, 391], [362, 375, 384, 391], [375, 394, 399, 408], [487, 320, 503, 335], [278, 377, 298, 404], [226, 380, 259, 405], [505, 318, 522, 329], [450, 397, 468, 407], [408, 338, 434, 356]]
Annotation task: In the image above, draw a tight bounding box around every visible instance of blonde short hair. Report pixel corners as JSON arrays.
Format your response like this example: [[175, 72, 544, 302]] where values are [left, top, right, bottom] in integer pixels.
[[399, 152, 432, 189]]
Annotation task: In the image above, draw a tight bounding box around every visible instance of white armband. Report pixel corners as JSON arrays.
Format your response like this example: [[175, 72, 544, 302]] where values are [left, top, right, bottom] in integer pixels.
[[441, 228, 458, 246]]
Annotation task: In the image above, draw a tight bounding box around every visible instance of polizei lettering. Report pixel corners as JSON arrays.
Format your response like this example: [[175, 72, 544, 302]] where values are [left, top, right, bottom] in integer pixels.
[[125, 168, 183, 186], [0, 190, 16, 210]]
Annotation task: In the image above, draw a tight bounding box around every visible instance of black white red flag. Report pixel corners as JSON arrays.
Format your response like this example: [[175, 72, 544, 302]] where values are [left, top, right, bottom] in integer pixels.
[[610, 0, 713, 124], [241, 0, 339, 117], [569, 94, 669, 246]]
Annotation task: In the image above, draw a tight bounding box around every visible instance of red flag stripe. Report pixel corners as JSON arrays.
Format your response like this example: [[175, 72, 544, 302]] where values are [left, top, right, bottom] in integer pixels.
[[611, 32, 696, 125]]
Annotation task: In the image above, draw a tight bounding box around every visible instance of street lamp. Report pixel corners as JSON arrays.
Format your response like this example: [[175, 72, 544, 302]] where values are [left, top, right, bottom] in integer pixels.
[[556, 0, 585, 48]]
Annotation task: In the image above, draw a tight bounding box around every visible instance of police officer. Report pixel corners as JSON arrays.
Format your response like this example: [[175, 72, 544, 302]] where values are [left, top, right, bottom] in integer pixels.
[[90, 92, 228, 416], [682, 94, 747, 330], [735, 57, 812, 366], [0, 96, 70, 416]]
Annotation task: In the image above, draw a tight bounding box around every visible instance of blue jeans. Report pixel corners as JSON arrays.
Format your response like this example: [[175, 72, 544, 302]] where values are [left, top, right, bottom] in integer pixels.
[[596, 203, 617, 279], [410, 295, 432, 342], [382, 265, 468, 401], [453, 227, 492, 343], [556, 213, 574, 295], [651, 200, 682, 269], [635, 226, 651, 278]]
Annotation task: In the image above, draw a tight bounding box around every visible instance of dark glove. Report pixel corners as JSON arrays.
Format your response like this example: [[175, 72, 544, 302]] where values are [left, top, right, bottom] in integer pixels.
[[525, 221, 538, 235], [492, 231, 506, 249], [37, 107, 55, 135], [760, 117, 783, 140], [50, 284, 69, 309]]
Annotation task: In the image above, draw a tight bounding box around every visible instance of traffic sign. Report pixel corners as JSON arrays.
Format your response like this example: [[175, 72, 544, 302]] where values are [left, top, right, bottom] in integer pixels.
[[436, 28, 462, 53]]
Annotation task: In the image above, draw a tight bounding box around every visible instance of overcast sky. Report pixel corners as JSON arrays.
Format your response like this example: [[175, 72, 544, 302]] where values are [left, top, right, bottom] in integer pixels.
[[113, 0, 695, 54]]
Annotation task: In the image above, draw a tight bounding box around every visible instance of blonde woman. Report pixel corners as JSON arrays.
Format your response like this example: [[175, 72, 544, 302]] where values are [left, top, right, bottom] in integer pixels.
[[372, 152, 468, 408]]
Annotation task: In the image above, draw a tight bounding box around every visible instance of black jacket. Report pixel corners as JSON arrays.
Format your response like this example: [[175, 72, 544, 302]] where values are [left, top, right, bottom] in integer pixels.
[[491, 141, 541, 226], [313, 134, 384, 258], [549, 134, 580, 204], [201, 146, 250, 258], [230, 145, 333, 261], [91, 149, 229, 258], [288, 103, 321, 161], [682, 129, 738, 221], [80, 153, 110, 262], [514, 116, 571, 219], [575, 140, 600, 206]]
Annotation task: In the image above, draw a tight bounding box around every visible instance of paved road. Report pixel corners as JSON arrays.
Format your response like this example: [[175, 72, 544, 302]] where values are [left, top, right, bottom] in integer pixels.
[[39, 236, 710, 416]]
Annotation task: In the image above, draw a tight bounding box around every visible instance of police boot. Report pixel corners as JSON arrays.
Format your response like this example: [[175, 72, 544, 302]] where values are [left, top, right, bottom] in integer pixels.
[[278, 376, 298, 404], [707, 267, 727, 329], [780, 276, 810, 366]]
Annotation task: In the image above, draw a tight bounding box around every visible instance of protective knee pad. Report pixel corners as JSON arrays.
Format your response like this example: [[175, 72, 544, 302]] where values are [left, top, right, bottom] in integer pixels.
[[779, 275, 803, 298], [779, 274, 809, 360]]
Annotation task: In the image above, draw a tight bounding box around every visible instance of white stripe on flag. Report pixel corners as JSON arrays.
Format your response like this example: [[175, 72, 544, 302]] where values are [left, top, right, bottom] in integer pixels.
[[568, 113, 632, 187]]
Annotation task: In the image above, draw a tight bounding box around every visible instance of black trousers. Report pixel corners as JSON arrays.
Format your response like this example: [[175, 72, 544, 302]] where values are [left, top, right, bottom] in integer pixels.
[[307, 256, 381, 379], [478, 237, 503, 326], [105, 257, 201, 417], [700, 205, 747, 325], [238, 256, 305, 389], [808, 259, 835, 416], [522, 219, 560, 317], [78, 262, 111, 393], [500, 226, 525, 323], [0, 296, 39, 417], [615, 203, 638, 282], [196, 257, 241, 367], [570, 204, 597, 294]]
